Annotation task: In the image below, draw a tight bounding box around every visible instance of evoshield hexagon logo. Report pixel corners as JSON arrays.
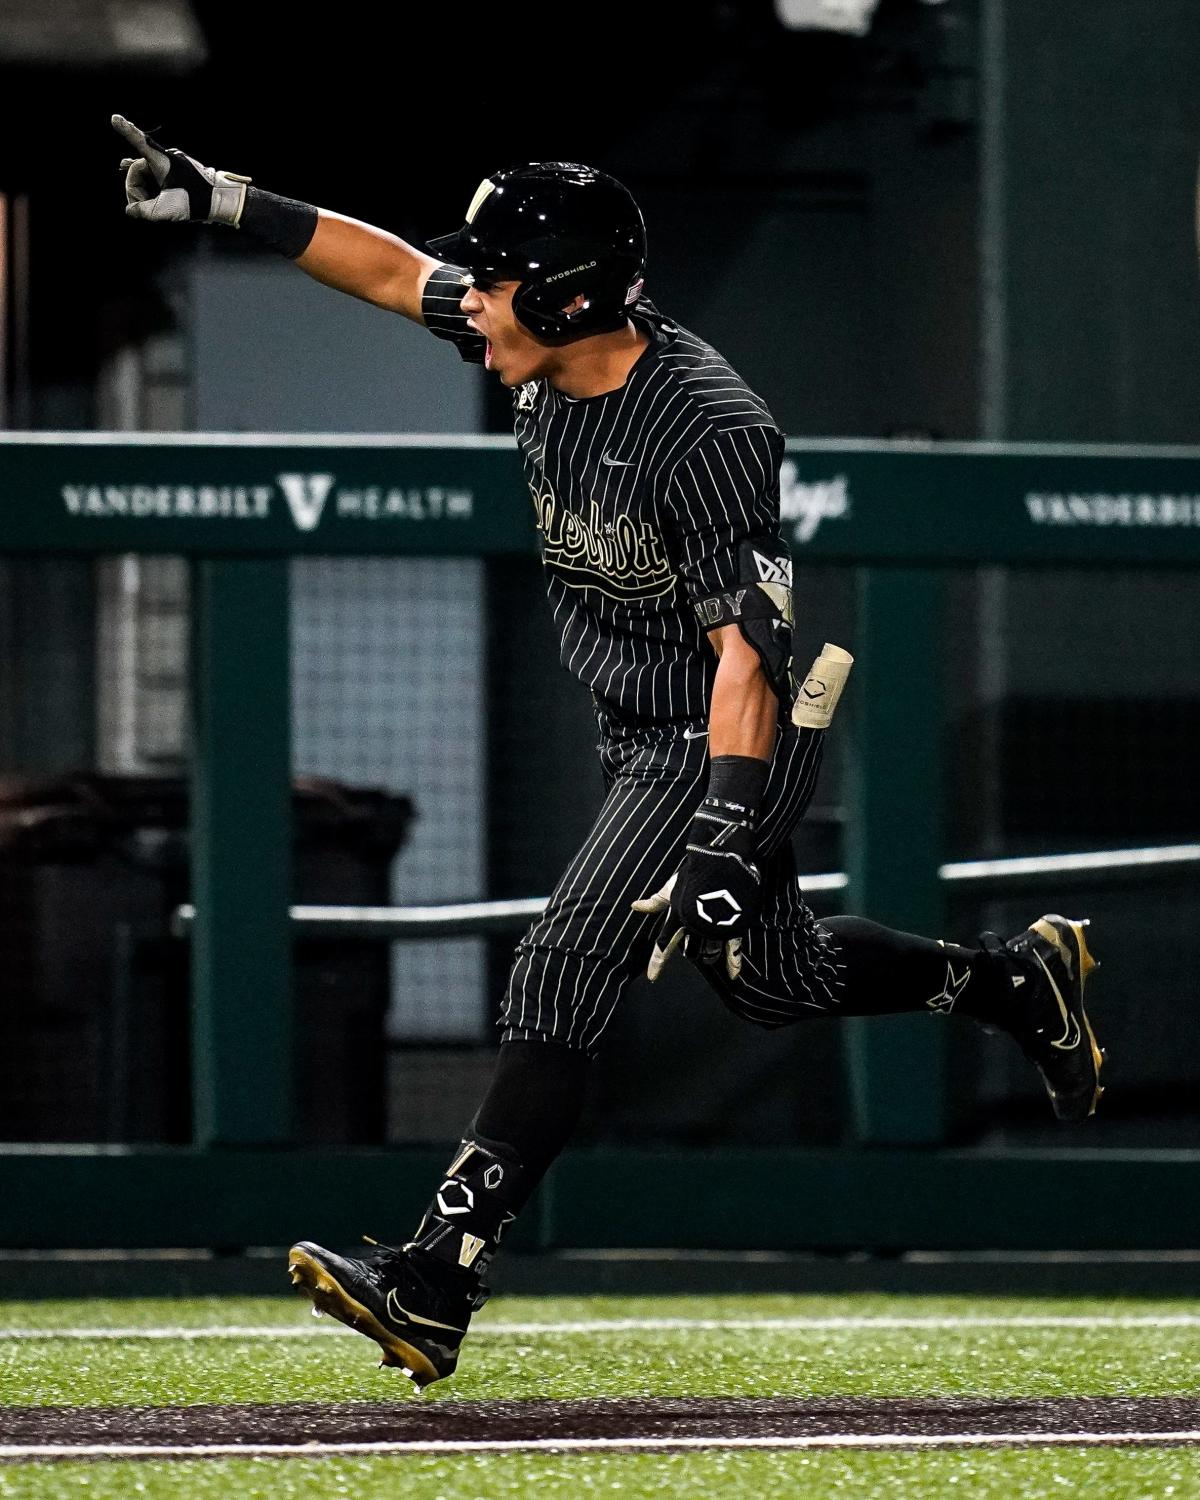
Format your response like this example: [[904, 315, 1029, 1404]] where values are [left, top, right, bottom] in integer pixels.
[[436, 1180, 475, 1217], [695, 889, 742, 927]]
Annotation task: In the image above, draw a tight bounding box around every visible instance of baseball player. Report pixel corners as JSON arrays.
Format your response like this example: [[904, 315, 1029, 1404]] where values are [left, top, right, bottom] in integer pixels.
[[113, 117, 1104, 1390]]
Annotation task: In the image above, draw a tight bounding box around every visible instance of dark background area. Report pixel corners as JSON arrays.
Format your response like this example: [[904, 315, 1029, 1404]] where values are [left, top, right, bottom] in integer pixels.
[[6, 0, 1200, 437], [0, 0, 1002, 437]]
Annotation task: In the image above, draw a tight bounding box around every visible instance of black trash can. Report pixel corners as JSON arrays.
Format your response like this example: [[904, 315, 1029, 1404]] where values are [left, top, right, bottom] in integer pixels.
[[0, 774, 413, 1145], [290, 777, 414, 1145]]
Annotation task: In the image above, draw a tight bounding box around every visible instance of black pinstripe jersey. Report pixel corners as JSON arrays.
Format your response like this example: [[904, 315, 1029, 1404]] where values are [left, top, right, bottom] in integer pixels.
[[422, 263, 789, 724]]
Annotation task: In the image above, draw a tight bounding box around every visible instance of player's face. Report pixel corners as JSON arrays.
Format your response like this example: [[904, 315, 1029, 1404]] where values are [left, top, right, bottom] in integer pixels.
[[459, 278, 559, 386]]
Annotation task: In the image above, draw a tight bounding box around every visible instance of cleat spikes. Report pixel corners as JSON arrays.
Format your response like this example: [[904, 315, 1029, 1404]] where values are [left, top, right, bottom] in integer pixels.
[[311, 1304, 324, 1319]]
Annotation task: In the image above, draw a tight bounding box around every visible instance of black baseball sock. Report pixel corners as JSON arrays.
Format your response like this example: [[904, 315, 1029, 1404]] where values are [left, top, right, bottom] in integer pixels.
[[474, 1039, 591, 1192], [820, 915, 1014, 1021]]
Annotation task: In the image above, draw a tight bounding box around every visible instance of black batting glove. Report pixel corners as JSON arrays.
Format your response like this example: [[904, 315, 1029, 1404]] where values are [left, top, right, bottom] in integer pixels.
[[112, 114, 251, 226], [633, 755, 769, 981]]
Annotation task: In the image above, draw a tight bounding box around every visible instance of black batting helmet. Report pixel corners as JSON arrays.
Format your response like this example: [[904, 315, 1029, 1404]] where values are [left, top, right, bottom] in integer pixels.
[[428, 162, 647, 342]]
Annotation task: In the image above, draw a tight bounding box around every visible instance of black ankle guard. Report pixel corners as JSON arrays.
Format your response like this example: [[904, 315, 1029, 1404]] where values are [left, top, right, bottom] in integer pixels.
[[410, 1136, 527, 1280]]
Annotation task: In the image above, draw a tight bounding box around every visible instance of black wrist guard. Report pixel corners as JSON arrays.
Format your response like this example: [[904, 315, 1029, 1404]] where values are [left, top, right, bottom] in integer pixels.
[[705, 755, 770, 820], [239, 186, 319, 260]]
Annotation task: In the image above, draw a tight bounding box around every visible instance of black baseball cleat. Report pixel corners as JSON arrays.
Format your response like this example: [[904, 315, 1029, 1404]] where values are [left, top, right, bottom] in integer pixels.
[[984, 915, 1104, 1122], [287, 1237, 484, 1391]]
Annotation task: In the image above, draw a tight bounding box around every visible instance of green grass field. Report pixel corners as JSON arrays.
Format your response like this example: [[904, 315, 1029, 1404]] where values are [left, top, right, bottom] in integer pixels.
[[1, 1292, 1198, 1498]]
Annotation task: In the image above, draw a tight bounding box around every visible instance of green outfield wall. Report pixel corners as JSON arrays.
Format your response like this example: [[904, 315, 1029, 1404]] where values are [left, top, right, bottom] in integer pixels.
[[1, 435, 1198, 1252]]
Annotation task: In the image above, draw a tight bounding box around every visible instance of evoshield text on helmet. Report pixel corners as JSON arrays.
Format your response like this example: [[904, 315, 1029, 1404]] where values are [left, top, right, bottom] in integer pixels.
[[428, 162, 647, 342]]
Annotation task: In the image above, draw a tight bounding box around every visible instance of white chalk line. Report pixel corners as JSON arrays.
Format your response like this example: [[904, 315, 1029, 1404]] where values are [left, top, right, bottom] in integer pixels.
[[3, 1314, 1200, 1342], [3, 1431, 1200, 1459]]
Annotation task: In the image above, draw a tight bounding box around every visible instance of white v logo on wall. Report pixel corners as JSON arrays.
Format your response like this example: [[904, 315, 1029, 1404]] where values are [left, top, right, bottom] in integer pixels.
[[277, 472, 335, 532], [779, 461, 851, 543]]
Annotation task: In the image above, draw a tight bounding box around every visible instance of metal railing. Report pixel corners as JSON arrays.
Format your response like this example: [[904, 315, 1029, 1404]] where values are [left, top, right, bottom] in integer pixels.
[[173, 842, 1200, 941]]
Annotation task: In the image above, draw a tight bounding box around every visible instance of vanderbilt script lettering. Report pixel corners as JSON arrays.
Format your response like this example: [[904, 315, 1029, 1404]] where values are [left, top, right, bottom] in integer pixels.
[[532, 485, 674, 602]]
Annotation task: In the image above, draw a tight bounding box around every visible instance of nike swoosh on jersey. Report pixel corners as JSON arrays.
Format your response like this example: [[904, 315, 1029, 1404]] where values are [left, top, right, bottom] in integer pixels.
[[682, 727, 709, 739], [1033, 950, 1082, 1050], [601, 452, 635, 467]]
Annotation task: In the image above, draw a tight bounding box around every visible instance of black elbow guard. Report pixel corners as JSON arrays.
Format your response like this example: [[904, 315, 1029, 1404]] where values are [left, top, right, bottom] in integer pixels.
[[693, 537, 795, 700]]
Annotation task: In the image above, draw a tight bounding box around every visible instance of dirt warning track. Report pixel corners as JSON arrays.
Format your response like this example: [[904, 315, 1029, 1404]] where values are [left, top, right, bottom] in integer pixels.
[[4, 1396, 1200, 1459]]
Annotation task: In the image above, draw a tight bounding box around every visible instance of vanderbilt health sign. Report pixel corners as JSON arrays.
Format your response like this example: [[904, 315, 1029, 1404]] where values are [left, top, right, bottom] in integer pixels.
[[0, 436, 527, 557], [62, 472, 476, 529], [1, 435, 1199, 563]]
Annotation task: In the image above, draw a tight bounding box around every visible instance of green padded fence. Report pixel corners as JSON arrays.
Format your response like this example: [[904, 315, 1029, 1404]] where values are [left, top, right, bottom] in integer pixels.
[[2, 433, 1199, 1250]]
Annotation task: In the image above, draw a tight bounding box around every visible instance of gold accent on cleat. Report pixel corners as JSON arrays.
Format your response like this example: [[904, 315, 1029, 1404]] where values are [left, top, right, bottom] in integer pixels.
[[287, 1247, 441, 1389], [1024, 915, 1105, 1119], [1032, 917, 1077, 977], [1062, 917, 1104, 1117]]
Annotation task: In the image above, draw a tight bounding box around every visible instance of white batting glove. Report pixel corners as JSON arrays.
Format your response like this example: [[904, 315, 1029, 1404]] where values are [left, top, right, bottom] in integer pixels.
[[113, 114, 251, 226]]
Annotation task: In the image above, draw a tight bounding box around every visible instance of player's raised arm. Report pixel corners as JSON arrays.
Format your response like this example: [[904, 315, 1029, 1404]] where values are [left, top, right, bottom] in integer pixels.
[[295, 211, 437, 320], [112, 115, 437, 322]]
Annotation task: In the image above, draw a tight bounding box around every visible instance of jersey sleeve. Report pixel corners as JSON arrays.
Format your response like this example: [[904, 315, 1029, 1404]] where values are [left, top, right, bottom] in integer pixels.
[[666, 425, 786, 601], [421, 263, 487, 365]]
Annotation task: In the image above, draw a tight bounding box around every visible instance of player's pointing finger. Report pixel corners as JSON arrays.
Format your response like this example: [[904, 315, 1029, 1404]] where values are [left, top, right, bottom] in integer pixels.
[[112, 114, 169, 177], [111, 114, 146, 150]]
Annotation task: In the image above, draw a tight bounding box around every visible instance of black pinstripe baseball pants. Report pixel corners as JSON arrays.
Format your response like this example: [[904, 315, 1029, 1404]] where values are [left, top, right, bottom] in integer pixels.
[[501, 712, 841, 1057]]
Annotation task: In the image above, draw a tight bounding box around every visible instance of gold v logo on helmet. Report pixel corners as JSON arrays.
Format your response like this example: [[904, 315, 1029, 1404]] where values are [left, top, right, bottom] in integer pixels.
[[465, 178, 496, 224]]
